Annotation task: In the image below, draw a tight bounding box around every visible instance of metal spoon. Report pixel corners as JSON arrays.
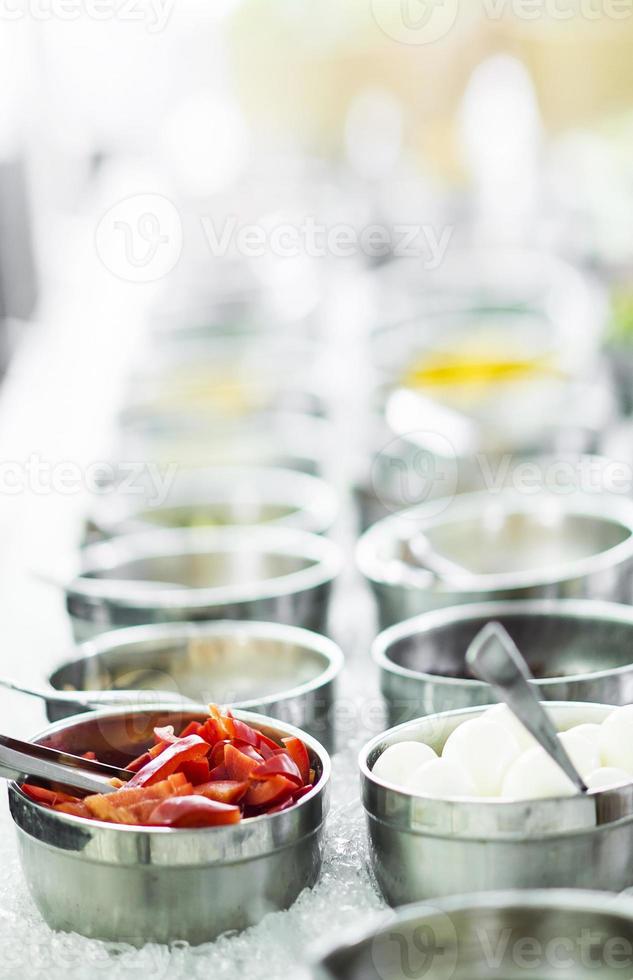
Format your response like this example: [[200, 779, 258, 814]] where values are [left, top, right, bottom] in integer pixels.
[[0, 732, 131, 796], [0, 676, 196, 715], [466, 621, 588, 794]]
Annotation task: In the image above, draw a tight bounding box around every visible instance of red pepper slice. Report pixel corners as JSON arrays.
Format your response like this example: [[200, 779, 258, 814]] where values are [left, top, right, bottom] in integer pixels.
[[179, 758, 210, 785], [178, 720, 204, 739], [282, 737, 311, 785], [125, 751, 151, 773], [224, 743, 262, 781], [22, 784, 75, 807], [208, 763, 228, 781], [230, 718, 261, 748], [209, 739, 229, 768], [149, 795, 241, 828], [195, 780, 249, 804], [251, 752, 303, 786], [127, 735, 210, 788], [245, 776, 296, 808]]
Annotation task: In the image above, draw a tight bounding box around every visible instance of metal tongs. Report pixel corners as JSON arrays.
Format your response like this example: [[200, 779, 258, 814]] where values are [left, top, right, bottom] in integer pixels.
[[0, 733, 132, 796]]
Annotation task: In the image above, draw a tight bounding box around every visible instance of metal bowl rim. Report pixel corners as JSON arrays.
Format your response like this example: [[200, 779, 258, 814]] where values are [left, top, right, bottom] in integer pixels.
[[357, 490, 633, 593], [49, 620, 344, 709], [68, 526, 343, 609], [89, 465, 339, 536], [11, 703, 331, 837], [373, 598, 633, 691], [311, 888, 633, 971]]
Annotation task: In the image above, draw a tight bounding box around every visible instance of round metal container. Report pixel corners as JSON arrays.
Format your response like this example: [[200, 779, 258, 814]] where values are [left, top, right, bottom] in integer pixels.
[[85, 465, 339, 541], [66, 526, 342, 640], [9, 705, 330, 945], [124, 332, 328, 419], [116, 409, 334, 477], [360, 702, 633, 904], [375, 599, 633, 726], [313, 890, 633, 979], [47, 620, 342, 749], [357, 490, 633, 627]]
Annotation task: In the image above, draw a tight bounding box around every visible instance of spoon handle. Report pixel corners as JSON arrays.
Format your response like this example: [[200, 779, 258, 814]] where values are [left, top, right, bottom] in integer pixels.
[[466, 621, 588, 794]]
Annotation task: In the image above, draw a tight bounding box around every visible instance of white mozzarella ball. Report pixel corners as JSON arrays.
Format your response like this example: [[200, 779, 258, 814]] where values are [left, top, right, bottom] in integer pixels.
[[569, 723, 602, 750], [442, 719, 522, 797], [558, 730, 600, 779], [406, 758, 477, 800], [599, 706, 633, 774], [586, 767, 633, 791], [484, 703, 536, 751], [372, 741, 437, 788], [501, 746, 577, 801]]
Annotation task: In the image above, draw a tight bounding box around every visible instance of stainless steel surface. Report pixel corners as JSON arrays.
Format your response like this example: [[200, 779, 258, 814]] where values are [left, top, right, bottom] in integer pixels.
[[357, 490, 633, 627], [66, 525, 342, 639], [86, 465, 339, 540], [9, 705, 331, 945], [359, 702, 633, 903], [0, 732, 127, 794], [466, 622, 587, 793], [374, 599, 633, 725], [313, 890, 633, 979], [47, 620, 342, 750]]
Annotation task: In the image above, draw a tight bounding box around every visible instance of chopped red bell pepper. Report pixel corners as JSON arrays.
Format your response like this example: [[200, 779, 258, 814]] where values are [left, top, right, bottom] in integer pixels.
[[127, 735, 209, 788], [149, 795, 241, 827], [245, 775, 296, 808], [224, 743, 262, 781], [251, 752, 303, 786], [21, 705, 316, 829], [282, 737, 311, 785], [179, 758, 210, 785], [195, 780, 249, 804]]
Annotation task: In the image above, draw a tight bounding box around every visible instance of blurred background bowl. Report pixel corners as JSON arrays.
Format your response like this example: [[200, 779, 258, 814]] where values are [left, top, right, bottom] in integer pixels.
[[85, 465, 339, 541], [66, 526, 343, 640], [375, 599, 633, 725], [358, 490, 633, 626], [48, 620, 342, 749]]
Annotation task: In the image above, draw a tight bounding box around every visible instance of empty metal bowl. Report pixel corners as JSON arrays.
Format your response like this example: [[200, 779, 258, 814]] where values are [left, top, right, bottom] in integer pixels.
[[357, 490, 633, 627], [360, 702, 633, 904], [85, 465, 339, 540], [313, 890, 633, 979], [375, 599, 633, 725], [47, 620, 342, 749], [66, 526, 343, 640], [9, 705, 330, 945]]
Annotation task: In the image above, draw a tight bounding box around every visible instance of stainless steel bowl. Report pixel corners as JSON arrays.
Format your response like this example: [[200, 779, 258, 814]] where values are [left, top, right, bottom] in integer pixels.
[[8, 705, 330, 945], [357, 490, 633, 627], [360, 702, 633, 904], [86, 465, 339, 540], [313, 890, 633, 979], [115, 409, 335, 477], [66, 526, 343, 640], [375, 599, 633, 725], [47, 620, 342, 749]]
